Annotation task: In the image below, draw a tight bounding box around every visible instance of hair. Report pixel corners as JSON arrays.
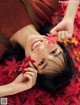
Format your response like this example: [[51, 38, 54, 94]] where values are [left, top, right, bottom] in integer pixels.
[[37, 42, 75, 94], [36, 22, 75, 94], [0, 22, 75, 94]]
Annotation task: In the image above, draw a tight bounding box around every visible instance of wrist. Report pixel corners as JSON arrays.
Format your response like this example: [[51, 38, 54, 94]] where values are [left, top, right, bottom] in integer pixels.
[[7, 83, 15, 95], [63, 12, 75, 22], [63, 16, 74, 24], [10, 82, 20, 95]]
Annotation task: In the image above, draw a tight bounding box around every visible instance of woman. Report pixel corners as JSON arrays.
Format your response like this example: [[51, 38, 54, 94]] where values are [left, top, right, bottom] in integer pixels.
[[0, 0, 79, 97]]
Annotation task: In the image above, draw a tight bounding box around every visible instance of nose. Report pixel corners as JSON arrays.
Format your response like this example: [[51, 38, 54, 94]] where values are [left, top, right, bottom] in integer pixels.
[[31, 42, 48, 61], [38, 44, 48, 59]]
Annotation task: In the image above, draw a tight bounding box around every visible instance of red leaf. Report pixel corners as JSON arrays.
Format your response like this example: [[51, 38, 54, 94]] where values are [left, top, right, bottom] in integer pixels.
[[51, 16, 59, 25], [44, 33, 58, 45], [19, 56, 35, 74], [0, 66, 3, 77], [3, 58, 20, 76], [72, 96, 80, 105]]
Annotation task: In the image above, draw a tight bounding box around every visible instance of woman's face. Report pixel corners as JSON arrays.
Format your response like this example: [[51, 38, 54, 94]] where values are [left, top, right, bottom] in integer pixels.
[[25, 35, 65, 74]]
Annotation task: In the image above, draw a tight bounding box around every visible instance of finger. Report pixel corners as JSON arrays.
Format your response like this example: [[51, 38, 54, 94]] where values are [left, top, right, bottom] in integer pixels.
[[65, 31, 72, 39], [24, 67, 37, 73], [64, 31, 68, 39], [60, 31, 71, 40], [29, 61, 34, 68], [61, 31, 66, 40], [53, 31, 58, 36], [23, 71, 37, 77], [50, 26, 58, 34], [58, 31, 62, 41], [25, 74, 36, 85], [25, 74, 33, 80], [50, 23, 62, 34], [58, 31, 67, 40]]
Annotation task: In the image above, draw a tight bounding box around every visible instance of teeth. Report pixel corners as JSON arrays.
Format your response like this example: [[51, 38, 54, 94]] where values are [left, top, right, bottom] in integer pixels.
[[32, 41, 41, 50]]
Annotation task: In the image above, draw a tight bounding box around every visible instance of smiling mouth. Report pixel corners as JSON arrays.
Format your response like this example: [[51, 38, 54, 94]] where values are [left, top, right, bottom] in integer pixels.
[[31, 40, 42, 50]]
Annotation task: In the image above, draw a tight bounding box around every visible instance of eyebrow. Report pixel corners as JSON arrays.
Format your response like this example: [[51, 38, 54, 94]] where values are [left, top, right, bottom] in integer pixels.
[[40, 52, 61, 70]]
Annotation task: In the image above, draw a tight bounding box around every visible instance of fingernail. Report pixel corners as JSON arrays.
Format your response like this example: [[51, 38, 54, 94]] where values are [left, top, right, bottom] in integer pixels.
[[22, 74, 25, 77], [50, 31, 52, 34]]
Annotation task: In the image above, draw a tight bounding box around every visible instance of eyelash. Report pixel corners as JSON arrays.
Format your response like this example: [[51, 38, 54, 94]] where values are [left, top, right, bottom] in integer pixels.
[[39, 59, 45, 66], [50, 48, 57, 54], [38, 49, 57, 66]]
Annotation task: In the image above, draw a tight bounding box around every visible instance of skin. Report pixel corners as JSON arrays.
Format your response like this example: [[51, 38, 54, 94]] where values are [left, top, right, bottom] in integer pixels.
[[25, 32, 64, 74], [0, 0, 79, 97], [0, 67, 37, 97], [50, 0, 80, 39], [11, 24, 64, 73], [0, 25, 64, 97]]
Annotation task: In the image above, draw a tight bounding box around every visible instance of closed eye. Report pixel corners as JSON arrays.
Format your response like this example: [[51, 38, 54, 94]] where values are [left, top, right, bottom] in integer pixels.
[[38, 59, 45, 66], [50, 48, 57, 54]]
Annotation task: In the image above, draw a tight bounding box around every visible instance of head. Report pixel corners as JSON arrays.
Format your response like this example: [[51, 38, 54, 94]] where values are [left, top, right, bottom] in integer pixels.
[[0, 23, 75, 94], [25, 32, 75, 93], [25, 35, 65, 74]]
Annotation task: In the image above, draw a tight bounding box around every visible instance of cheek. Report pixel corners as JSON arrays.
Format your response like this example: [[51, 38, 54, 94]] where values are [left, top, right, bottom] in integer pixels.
[[25, 49, 31, 57], [25, 43, 32, 57], [31, 53, 42, 65]]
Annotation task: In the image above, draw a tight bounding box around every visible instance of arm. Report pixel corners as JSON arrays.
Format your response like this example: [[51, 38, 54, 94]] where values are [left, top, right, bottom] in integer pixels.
[[50, 0, 80, 40], [0, 67, 37, 97], [0, 84, 13, 97], [64, 0, 80, 21]]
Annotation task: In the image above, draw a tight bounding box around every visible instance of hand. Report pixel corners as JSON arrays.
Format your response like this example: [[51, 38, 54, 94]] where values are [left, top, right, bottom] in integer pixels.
[[50, 18, 74, 40], [11, 67, 37, 95]]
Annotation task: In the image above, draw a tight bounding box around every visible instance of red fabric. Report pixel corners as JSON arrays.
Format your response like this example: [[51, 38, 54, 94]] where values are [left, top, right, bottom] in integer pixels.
[[0, 0, 61, 56], [0, 0, 80, 105], [29, 0, 61, 25], [0, 0, 31, 56]]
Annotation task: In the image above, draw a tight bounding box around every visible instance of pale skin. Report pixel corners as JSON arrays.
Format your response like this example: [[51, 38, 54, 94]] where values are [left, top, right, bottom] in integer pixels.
[[0, 0, 79, 97], [50, 0, 80, 40]]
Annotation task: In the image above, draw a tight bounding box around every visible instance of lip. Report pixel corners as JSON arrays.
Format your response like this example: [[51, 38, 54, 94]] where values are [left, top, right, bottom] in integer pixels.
[[31, 40, 42, 50]]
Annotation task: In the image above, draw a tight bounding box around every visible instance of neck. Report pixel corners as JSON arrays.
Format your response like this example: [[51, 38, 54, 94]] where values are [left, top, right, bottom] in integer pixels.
[[10, 24, 40, 49]]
